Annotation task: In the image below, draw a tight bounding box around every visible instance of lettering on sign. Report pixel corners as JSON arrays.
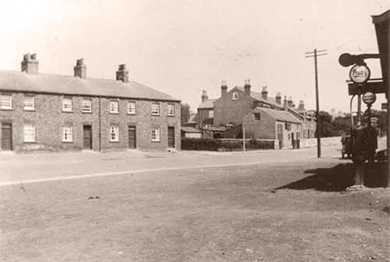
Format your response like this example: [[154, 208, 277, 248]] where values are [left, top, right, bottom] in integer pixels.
[[349, 65, 370, 84]]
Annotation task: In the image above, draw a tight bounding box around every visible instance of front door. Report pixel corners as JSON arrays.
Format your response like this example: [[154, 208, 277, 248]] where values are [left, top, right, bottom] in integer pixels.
[[83, 125, 92, 149], [291, 132, 294, 147], [128, 126, 136, 149], [277, 124, 283, 149], [168, 126, 175, 148], [1, 123, 12, 151]]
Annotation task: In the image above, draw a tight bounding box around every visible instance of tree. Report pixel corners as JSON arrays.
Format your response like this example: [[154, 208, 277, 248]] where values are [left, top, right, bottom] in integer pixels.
[[180, 103, 191, 125]]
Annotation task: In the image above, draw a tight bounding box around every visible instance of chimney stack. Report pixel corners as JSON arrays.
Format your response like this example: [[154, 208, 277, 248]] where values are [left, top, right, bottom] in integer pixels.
[[244, 79, 251, 96], [283, 96, 288, 111], [21, 53, 39, 74], [74, 59, 87, 79], [261, 86, 268, 100], [221, 80, 228, 97], [298, 100, 305, 110], [288, 96, 293, 108], [201, 90, 209, 103], [275, 92, 282, 105], [116, 64, 129, 83]]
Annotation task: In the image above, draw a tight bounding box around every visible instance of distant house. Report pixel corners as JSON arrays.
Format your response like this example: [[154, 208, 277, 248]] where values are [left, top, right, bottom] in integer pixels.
[[195, 80, 316, 148], [0, 54, 181, 152]]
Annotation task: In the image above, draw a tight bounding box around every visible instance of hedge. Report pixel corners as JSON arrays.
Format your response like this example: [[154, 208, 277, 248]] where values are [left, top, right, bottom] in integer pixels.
[[181, 138, 274, 151]]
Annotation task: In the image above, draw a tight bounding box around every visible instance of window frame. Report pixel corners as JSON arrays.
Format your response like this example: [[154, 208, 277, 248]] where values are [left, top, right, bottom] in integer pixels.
[[109, 100, 119, 114], [167, 103, 175, 116], [23, 95, 35, 111], [62, 97, 73, 112], [151, 102, 160, 116], [23, 123, 36, 142], [109, 125, 120, 142], [254, 112, 261, 121], [208, 110, 214, 118], [0, 93, 12, 110], [82, 98, 92, 113], [151, 126, 161, 142], [232, 92, 239, 101], [62, 125, 73, 142], [127, 101, 136, 115]]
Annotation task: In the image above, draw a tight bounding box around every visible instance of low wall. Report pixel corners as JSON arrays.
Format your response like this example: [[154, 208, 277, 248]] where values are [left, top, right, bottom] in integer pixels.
[[300, 136, 342, 148]]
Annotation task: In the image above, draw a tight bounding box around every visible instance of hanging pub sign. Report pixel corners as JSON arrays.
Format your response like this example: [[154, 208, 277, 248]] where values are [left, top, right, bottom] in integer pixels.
[[362, 91, 376, 105], [349, 64, 370, 84]]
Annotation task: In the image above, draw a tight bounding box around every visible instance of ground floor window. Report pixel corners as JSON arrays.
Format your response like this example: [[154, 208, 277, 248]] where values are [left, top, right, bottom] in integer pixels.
[[24, 124, 35, 142], [110, 126, 119, 142], [152, 126, 160, 142], [63, 125, 73, 142]]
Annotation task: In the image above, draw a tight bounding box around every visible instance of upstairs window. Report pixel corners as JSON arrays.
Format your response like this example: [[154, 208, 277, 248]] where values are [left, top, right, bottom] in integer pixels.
[[152, 102, 160, 115], [82, 98, 92, 113], [24, 95, 35, 110], [232, 92, 239, 100], [167, 103, 175, 116], [62, 97, 73, 112], [127, 101, 136, 114], [109, 125, 119, 142], [254, 113, 261, 120], [63, 125, 73, 142], [209, 110, 214, 118], [110, 100, 119, 114], [0, 94, 12, 109], [24, 124, 35, 142]]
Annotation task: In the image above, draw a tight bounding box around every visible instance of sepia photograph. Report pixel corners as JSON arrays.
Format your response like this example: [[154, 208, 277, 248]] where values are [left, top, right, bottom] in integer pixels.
[[0, 0, 389, 261]]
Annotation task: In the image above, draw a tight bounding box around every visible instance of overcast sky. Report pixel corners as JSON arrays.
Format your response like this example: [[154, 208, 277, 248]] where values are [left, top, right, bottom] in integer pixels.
[[0, 0, 389, 113]]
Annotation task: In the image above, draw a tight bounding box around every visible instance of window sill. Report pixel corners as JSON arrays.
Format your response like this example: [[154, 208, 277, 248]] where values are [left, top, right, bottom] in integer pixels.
[[62, 141, 74, 143], [167, 115, 175, 117], [0, 108, 12, 111], [109, 141, 119, 143], [127, 113, 136, 115], [151, 114, 160, 116], [151, 140, 161, 143], [82, 111, 93, 114], [109, 112, 119, 115], [62, 111, 73, 113], [23, 141, 36, 143]]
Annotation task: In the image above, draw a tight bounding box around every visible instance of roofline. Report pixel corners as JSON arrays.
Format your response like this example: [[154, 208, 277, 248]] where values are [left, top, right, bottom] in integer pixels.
[[0, 89, 181, 103]]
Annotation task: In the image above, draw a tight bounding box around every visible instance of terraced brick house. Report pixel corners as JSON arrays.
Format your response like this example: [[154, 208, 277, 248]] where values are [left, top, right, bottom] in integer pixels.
[[0, 54, 181, 152], [196, 80, 316, 148]]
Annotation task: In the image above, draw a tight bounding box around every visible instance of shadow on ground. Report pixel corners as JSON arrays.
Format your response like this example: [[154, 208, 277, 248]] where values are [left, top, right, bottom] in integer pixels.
[[274, 161, 388, 192]]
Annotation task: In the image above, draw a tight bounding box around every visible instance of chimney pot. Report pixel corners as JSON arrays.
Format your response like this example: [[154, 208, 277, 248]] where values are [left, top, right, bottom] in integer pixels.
[[116, 64, 129, 83], [21, 53, 39, 74], [244, 79, 251, 96], [74, 58, 87, 79], [261, 86, 268, 100], [201, 90, 209, 103], [275, 92, 282, 105], [221, 80, 228, 97]]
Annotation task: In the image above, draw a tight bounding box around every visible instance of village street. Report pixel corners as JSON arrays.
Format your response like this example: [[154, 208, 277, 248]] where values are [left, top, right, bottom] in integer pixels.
[[1, 145, 389, 262], [0, 145, 345, 186]]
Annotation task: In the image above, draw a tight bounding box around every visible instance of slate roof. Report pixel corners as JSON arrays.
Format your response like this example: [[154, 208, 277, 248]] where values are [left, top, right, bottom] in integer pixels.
[[254, 107, 302, 124], [198, 99, 215, 109], [235, 86, 282, 108], [0, 70, 179, 102], [181, 126, 201, 133]]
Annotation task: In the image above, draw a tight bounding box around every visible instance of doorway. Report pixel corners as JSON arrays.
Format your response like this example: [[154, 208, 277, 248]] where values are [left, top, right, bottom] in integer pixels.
[[128, 126, 136, 149], [1, 123, 12, 151], [83, 125, 92, 150], [168, 126, 175, 148]]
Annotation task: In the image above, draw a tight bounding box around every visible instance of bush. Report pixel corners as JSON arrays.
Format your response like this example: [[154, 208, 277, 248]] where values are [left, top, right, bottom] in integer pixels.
[[181, 138, 221, 151]]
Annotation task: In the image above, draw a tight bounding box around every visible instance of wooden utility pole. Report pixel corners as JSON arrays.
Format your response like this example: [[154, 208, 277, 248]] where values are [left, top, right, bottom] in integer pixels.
[[305, 49, 327, 158]]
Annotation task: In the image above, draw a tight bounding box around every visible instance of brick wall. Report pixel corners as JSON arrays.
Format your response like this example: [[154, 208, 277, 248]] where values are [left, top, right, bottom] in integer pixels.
[[214, 88, 255, 126], [0, 92, 181, 152], [242, 111, 276, 139]]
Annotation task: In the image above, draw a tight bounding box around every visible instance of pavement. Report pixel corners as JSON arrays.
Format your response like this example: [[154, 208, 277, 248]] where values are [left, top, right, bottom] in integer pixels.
[[0, 145, 343, 186]]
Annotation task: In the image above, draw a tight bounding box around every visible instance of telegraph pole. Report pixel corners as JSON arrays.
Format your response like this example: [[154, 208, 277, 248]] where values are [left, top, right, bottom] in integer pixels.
[[306, 49, 327, 158]]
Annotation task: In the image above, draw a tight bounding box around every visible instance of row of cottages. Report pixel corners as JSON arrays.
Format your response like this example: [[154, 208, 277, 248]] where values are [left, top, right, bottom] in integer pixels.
[[0, 54, 181, 152], [196, 80, 316, 149]]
